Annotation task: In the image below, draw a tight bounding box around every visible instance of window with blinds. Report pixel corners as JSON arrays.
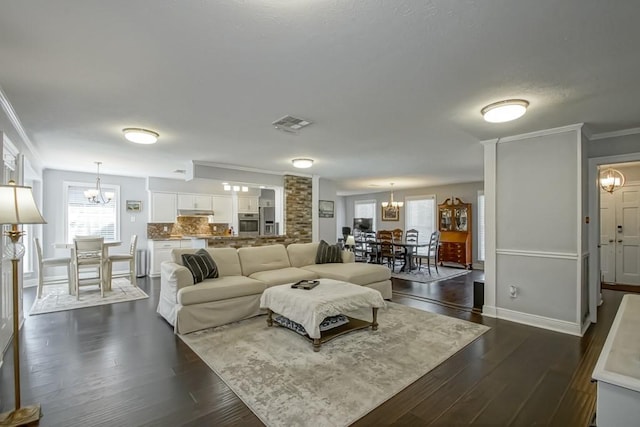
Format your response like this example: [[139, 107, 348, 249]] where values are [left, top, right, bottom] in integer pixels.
[[354, 199, 377, 231], [478, 192, 485, 261], [65, 182, 119, 243], [404, 195, 436, 246]]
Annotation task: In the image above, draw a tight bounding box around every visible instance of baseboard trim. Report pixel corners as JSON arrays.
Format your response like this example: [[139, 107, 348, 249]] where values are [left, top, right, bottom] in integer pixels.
[[482, 305, 583, 336]]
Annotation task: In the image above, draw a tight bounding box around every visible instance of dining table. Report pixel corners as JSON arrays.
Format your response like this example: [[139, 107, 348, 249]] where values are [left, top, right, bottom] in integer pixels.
[[54, 240, 122, 292], [367, 240, 428, 272]]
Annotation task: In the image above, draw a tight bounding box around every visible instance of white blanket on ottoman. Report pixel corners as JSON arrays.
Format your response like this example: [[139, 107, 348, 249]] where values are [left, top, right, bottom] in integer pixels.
[[260, 278, 386, 339]]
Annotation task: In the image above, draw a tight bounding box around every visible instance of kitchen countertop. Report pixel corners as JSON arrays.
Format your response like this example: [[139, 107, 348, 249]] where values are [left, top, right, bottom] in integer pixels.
[[150, 235, 285, 240]]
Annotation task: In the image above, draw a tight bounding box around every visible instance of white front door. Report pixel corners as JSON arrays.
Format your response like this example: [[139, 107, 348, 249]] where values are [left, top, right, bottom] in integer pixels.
[[600, 190, 616, 283], [615, 184, 640, 285]]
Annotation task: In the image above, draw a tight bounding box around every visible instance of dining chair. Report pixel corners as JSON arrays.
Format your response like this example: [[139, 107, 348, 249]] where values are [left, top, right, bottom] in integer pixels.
[[420, 231, 440, 276], [404, 229, 420, 271], [106, 234, 138, 287], [34, 238, 73, 298], [377, 230, 397, 271], [73, 236, 105, 299]]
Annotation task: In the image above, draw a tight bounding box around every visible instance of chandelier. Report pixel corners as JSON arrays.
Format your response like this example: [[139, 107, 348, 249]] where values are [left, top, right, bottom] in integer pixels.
[[381, 183, 403, 211], [599, 167, 625, 194], [84, 162, 114, 204]]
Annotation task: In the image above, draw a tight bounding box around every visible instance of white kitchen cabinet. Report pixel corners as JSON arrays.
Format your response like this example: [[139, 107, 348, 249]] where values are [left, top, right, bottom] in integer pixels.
[[237, 196, 259, 213], [149, 239, 192, 277], [212, 195, 233, 223], [177, 194, 213, 210], [150, 192, 177, 223]]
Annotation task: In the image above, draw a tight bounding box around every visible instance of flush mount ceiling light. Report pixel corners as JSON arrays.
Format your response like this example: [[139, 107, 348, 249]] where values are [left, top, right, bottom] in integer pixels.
[[292, 158, 314, 169], [481, 99, 529, 123], [599, 167, 625, 193], [122, 128, 159, 144]]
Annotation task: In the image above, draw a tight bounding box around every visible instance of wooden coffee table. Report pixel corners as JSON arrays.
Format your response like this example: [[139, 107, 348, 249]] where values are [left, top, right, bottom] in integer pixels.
[[260, 278, 386, 351]]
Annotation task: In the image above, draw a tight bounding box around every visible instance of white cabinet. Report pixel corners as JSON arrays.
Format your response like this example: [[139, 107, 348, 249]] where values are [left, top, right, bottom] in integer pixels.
[[149, 239, 192, 277], [150, 192, 177, 223], [177, 194, 213, 210], [237, 196, 259, 213], [212, 195, 233, 223]]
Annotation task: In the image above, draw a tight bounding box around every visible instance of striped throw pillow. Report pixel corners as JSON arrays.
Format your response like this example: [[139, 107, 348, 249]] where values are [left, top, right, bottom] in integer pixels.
[[181, 249, 219, 284], [315, 240, 343, 264]]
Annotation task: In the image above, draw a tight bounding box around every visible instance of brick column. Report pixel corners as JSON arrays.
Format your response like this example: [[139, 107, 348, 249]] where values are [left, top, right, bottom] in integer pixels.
[[284, 175, 312, 242]]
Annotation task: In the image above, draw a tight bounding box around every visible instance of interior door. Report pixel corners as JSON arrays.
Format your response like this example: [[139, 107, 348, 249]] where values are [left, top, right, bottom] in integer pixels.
[[600, 190, 616, 283], [615, 184, 640, 285]]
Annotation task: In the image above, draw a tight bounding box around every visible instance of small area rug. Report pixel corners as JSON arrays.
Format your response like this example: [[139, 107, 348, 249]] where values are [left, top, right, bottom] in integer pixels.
[[391, 265, 471, 283], [180, 302, 489, 427], [29, 278, 148, 315]]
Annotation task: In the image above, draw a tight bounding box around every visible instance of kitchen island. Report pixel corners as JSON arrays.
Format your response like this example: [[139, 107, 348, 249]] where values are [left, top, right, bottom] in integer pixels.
[[184, 235, 300, 249], [148, 234, 307, 276]]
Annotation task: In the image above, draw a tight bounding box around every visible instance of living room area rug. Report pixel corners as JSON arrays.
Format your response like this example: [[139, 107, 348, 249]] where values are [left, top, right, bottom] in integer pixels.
[[180, 302, 489, 427], [29, 278, 148, 315], [391, 265, 471, 283]]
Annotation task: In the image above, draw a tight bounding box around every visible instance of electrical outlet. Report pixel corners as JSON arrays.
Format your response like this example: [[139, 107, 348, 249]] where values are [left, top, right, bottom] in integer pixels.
[[163, 226, 168, 232], [509, 285, 518, 299]]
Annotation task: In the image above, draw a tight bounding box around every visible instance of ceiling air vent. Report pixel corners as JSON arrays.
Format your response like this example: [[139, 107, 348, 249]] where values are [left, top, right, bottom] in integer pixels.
[[272, 115, 312, 133]]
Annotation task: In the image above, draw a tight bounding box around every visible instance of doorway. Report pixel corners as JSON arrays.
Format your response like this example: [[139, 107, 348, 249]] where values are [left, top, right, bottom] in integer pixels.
[[599, 162, 640, 286]]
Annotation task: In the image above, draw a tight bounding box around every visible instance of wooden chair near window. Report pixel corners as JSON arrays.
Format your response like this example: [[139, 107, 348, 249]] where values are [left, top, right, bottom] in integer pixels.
[[376, 230, 398, 271], [73, 236, 105, 299], [34, 238, 73, 298], [106, 234, 138, 287]]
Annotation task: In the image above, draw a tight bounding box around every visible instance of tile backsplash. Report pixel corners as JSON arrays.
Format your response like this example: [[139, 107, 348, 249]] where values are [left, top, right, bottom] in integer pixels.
[[147, 217, 229, 239]]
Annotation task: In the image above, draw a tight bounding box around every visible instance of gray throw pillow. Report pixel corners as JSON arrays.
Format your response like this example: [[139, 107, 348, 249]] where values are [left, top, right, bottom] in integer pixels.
[[315, 240, 343, 264], [182, 249, 219, 284]]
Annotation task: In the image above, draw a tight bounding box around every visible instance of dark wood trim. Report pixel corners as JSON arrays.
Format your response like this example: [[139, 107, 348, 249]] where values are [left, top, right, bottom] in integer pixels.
[[602, 282, 640, 293]]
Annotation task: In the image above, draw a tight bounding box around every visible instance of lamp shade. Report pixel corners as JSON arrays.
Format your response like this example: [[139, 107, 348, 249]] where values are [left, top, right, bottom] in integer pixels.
[[0, 183, 47, 225], [345, 235, 356, 246]]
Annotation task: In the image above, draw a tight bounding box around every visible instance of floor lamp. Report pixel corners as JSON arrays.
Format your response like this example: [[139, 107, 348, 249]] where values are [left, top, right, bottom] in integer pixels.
[[0, 181, 46, 426]]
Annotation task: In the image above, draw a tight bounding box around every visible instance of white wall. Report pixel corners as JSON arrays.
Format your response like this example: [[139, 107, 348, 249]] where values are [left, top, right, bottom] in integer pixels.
[[43, 169, 148, 261], [484, 125, 586, 335], [318, 178, 338, 242]]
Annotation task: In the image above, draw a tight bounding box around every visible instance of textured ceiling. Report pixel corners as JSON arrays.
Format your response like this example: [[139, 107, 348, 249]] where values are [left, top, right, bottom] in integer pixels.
[[1, 0, 639, 194]]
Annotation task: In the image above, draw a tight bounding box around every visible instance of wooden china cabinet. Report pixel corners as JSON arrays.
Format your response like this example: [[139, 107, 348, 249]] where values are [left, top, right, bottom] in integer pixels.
[[438, 198, 472, 269]]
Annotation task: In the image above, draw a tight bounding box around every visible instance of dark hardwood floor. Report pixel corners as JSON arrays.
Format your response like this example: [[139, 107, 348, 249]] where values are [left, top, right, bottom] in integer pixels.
[[0, 274, 624, 426]]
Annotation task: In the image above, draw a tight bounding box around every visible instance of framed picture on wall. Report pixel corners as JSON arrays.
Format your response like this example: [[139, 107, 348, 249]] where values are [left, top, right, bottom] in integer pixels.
[[381, 206, 400, 221], [126, 200, 142, 213], [319, 200, 334, 218]]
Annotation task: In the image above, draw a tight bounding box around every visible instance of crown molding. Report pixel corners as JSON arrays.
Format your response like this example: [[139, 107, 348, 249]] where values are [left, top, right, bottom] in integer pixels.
[[497, 123, 584, 144], [590, 127, 640, 141], [0, 85, 42, 170]]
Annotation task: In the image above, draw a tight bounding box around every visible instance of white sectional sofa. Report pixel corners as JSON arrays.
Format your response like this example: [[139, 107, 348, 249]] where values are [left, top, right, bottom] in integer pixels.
[[157, 242, 392, 334]]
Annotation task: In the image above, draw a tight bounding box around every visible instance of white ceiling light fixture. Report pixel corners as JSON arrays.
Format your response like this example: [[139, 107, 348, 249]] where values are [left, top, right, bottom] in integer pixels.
[[600, 167, 625, 193], [122, 128, 159, 144], [481, 99, 529, 123], [292, 158, 314, 169], [381, 183, 403, 211], [84, 161, 114, 204]]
